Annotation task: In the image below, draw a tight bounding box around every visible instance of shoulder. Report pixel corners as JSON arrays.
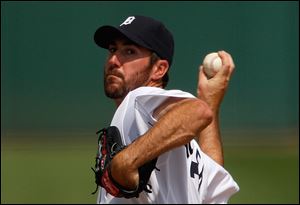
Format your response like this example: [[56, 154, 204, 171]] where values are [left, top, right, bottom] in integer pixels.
[[129, 86, 196, 120]]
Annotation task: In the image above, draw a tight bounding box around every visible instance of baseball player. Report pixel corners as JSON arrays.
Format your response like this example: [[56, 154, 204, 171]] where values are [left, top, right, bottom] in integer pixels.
[[92, 15, 239, 203]]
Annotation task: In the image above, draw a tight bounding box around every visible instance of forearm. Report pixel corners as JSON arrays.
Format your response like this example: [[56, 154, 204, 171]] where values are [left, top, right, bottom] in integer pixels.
[[195, 50, 235, 166], [197, 110, 224, 166], [110, 98, 213, 188]]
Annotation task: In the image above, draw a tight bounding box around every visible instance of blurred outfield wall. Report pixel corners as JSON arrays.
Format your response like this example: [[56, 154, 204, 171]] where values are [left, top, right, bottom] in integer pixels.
[[1, 1, 298, 136]]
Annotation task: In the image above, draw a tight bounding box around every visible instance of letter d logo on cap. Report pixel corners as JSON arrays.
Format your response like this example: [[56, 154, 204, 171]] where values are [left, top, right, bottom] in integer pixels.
[[120, 16, 135, 26]]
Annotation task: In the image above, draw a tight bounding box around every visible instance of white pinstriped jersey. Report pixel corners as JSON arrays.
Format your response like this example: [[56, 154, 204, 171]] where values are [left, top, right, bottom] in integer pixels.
[[97, 86, 239, 204]]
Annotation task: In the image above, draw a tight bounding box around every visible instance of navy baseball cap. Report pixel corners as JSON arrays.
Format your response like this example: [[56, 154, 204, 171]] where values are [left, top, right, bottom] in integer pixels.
[[94, 15, 174, 66]]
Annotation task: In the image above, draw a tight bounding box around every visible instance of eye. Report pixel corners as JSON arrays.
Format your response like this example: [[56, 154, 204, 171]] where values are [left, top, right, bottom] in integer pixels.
[[108, 46, 116, 53], [126, 48, 135, 55]]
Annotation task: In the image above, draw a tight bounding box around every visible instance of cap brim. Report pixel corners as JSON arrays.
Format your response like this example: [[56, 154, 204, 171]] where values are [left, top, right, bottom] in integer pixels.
[[94, 25, 152, 51], [94, 26, 120, 48]]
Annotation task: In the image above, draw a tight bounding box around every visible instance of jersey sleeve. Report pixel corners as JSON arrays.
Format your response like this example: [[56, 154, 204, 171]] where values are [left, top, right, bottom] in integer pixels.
[[134, 87, 195, 123]]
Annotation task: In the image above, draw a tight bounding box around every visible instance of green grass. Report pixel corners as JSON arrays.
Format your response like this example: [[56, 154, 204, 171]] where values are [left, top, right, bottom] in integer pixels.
[[225, 145, 299, 204], [1, 135, 98, 204], [1, 134, 299, 204]]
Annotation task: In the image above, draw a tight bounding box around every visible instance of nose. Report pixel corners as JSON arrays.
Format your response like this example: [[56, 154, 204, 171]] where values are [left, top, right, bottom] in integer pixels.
[[107, 53, 121, 68]]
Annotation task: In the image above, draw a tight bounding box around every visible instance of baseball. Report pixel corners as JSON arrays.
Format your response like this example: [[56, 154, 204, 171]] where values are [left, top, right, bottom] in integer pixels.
[[202, 52, 222, 78]]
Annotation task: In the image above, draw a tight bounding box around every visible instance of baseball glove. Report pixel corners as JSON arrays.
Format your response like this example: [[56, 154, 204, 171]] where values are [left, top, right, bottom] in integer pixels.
[[91, 126, 158, 198]]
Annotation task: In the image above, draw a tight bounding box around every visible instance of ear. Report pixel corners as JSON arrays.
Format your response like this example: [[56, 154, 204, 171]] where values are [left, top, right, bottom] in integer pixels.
[[151, 59, 169, 81]]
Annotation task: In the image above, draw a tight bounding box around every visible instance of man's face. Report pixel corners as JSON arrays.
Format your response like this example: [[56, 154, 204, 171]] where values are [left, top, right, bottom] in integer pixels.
[[103, 38, 153, 101]]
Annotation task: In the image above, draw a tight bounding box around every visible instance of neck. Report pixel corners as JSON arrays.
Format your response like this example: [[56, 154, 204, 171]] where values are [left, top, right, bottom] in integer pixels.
[[114, 98, 123, 107]]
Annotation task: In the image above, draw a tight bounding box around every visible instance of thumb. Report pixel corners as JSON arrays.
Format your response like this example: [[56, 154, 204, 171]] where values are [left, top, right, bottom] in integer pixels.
[[197, 65, 207, 96], [198, 65, 208, 84]]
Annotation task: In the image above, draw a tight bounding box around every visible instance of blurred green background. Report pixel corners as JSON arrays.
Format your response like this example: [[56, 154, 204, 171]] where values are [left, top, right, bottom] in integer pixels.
[[1, 1, 299, 204]]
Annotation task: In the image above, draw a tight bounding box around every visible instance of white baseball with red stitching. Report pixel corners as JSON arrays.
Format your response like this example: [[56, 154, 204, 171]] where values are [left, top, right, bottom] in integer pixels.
[[202, 52, 222, 78]]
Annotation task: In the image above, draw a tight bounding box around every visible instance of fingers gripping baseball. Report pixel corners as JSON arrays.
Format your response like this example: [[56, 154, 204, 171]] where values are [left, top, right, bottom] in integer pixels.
[[197, 50, 235, 110], [217, 51, 235, 80]]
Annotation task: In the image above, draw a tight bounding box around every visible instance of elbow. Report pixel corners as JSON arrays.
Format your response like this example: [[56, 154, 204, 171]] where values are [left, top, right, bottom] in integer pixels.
[[193, 100, 213, 133]]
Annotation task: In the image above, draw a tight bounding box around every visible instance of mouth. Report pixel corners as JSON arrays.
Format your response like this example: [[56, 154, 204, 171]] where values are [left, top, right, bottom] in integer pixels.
[[105, 74, 123, 84]]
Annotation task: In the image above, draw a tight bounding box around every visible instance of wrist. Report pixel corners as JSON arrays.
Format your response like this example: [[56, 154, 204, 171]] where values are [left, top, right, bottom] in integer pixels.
[[110, 149, 139, 189]]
